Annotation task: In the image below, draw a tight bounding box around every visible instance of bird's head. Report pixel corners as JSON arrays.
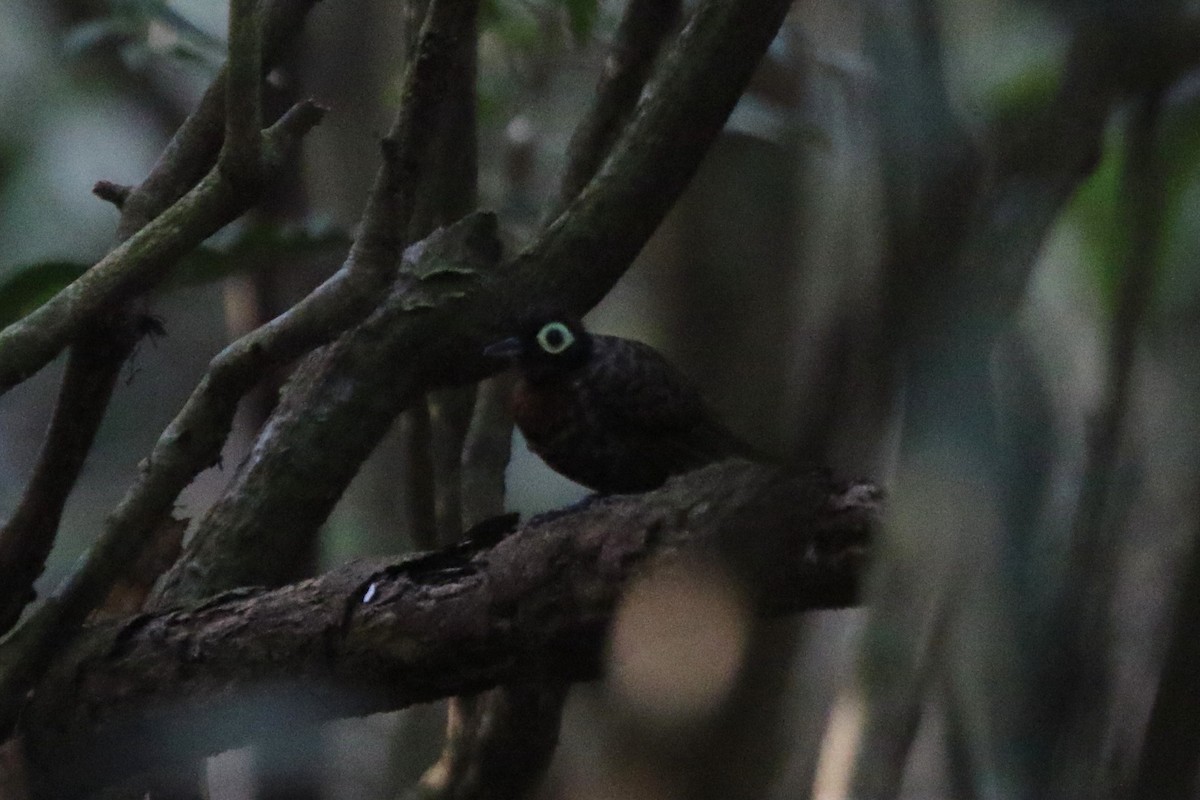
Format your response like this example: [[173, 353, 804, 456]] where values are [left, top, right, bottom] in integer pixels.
[[484, 314, 593, 380]]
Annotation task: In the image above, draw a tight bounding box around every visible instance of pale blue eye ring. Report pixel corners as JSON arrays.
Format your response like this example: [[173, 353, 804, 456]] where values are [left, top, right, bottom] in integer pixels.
[[537, 322, 574, 354]]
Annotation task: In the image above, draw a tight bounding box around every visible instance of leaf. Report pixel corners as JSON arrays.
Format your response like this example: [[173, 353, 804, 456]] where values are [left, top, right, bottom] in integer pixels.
[[1069, 92, 1200, 317], [0, 262, 89, 328], [560, 0, 598, 43], [0, 222, 348, 327], [1068, 123, 1125, 312], [167, 221, 351, 289]]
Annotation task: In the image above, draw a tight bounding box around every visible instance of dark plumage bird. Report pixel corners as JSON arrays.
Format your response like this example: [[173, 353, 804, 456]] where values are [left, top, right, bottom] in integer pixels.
[[485, 315, 756, 493]]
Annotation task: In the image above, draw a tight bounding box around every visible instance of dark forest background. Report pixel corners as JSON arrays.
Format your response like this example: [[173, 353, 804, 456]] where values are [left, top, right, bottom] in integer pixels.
[[0, 0, 1198, 798]]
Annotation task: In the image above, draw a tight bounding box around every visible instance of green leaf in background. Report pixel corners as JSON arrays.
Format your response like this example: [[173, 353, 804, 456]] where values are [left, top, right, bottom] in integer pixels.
[[0, 221, 348, 328], [1068, 91, 1200, 318], [0, 261, 89, 328], [983, 59, 1059, 128], [1152, 91, 1200, 315], [1068, 122, 1126, 313], [560, 0, 599, 44]]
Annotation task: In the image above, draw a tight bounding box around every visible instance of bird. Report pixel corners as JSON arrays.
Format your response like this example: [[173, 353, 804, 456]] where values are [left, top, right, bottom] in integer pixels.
[[484, 314, 757, 493]]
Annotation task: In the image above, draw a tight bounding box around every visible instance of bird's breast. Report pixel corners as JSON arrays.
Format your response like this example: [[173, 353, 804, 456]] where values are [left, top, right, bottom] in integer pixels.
[[510, 378, 579, 443]]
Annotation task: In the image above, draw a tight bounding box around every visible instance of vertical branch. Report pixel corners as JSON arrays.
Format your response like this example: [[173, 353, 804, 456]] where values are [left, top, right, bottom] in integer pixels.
[[419, 3, 481, 546], [0, 323, 139, 636], [460, 374, 517, 529], [220, 0, 265, 182], [404, 403, 440, 551], [433, 3, 692, 798], [1053, 87, 1167, 800], [1131, 480, 1200, 799]]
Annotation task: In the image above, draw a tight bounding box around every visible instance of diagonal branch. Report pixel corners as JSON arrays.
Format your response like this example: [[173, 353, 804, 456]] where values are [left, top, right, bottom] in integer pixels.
[[154, 0, 487, 606], [0, 0, 481, 740], [161, 0, 797, 613], [0, 323, 139, 636], [22, 461, 878, 799], [554, 0, 682, 215], [0, 106, 321, 395]]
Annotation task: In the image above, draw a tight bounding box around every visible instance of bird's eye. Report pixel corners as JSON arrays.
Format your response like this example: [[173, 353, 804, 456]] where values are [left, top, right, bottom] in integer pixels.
[[536, 322, 574, 354]]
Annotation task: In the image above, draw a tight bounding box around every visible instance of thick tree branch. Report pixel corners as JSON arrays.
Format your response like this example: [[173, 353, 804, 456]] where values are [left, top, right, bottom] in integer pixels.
[[554, 0, 682, 215], [161, 0, 796, 613], [0, 0, 482, 740], [154, 0, 485, 605], [0, 102, 326, 739], [22, 461, 877, 799]]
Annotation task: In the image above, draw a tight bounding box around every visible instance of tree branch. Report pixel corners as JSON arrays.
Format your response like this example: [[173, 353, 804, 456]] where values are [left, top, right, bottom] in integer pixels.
[[0, 0, 323, 638], [0, 321, 140, 636], [219, 0, 265, 186], [0, 104, 322, 395], [154, 0, 486, 606], [160, 0, 796, 614], [118, 0, 323, 239], [22, 461, 878, 799], [554, 0, 682, 215]]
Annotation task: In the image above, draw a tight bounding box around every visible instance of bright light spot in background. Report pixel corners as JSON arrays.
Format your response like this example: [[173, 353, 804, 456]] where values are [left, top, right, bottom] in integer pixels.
[[505, 429, 589, 517], [607, 560, 750, 727], [564, 763, 677, 800]]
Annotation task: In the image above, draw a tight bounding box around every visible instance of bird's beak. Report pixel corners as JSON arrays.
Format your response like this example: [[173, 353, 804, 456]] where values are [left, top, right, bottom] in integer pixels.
[[483, 336, 523, 360]]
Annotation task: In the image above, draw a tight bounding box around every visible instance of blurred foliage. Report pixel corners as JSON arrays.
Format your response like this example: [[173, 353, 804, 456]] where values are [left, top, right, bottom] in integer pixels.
[[484, 0, 600, 44], [0, 220, 348, 328], [983, 58, 1059, 125], [559, 0, 600, 44], [62, 0, 223, 73], [1069, 91, 1200, 315], [0, 261, 88, 328], [477, 0, 607, 124]]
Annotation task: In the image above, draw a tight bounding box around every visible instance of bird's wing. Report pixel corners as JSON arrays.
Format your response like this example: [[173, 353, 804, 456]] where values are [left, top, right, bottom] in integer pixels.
[[582, 336, 752, 463]]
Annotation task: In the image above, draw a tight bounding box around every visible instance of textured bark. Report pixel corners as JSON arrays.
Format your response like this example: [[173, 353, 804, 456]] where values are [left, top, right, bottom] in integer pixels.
[[22, 461, 876, 799]]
